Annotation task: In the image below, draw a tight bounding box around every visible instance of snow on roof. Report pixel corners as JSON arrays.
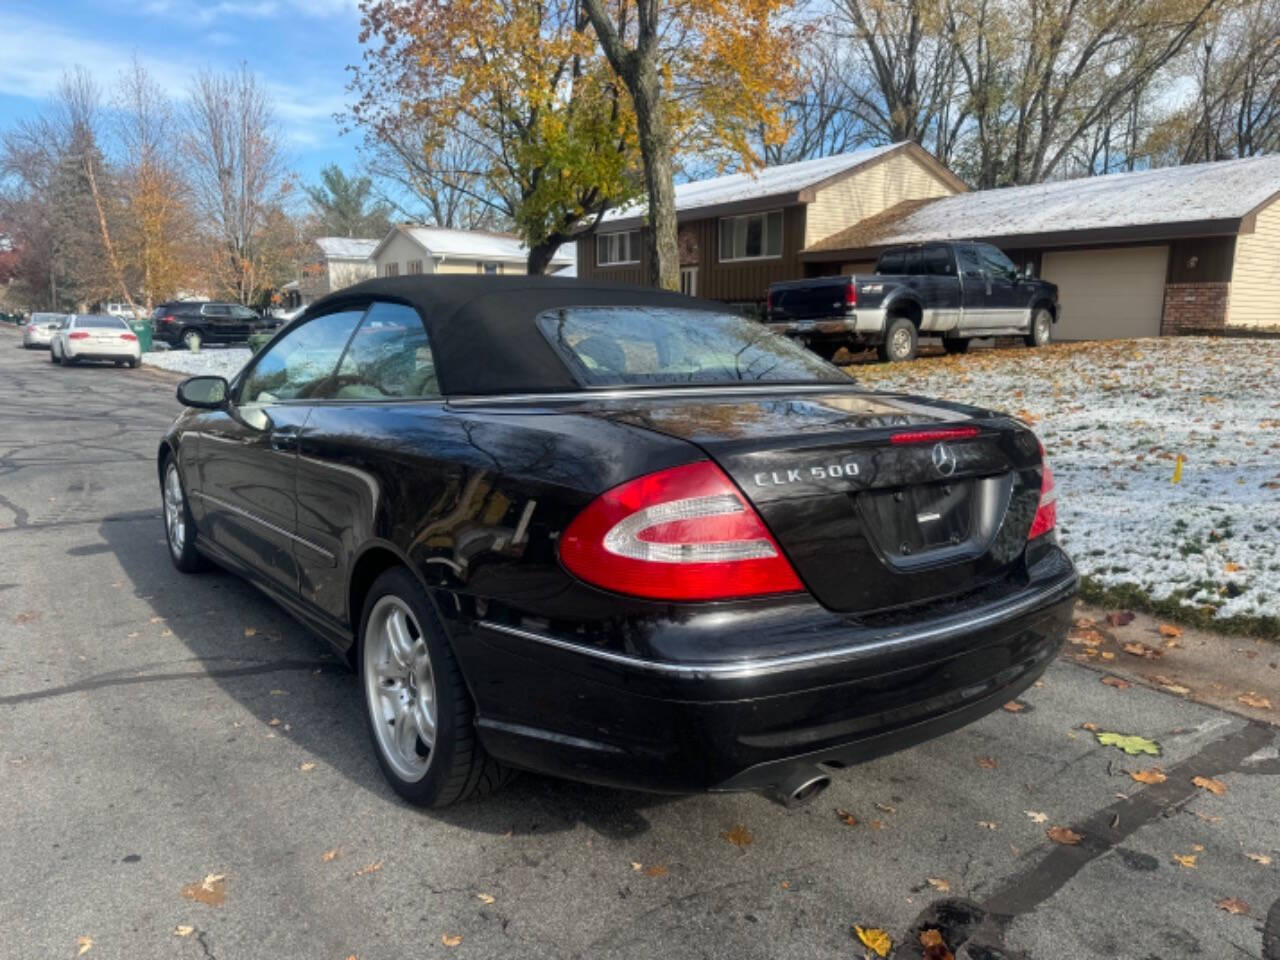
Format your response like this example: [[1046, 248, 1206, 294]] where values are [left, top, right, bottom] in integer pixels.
[[600, 143, 906, 224], [396, 225, 574, 264], [314, 237, 380, 260], [808, 154, 1280, 251]]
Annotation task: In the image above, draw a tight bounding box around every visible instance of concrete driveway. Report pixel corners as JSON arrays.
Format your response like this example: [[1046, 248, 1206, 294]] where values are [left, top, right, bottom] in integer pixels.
[[1, 329, 1276, 960]]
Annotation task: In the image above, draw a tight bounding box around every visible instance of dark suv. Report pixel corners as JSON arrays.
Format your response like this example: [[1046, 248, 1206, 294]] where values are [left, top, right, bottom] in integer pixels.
[[151, 302, 262, 350]]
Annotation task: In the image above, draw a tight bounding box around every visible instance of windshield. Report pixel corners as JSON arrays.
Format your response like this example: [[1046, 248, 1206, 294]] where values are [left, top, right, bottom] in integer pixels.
[[537, 306, 852, 388], [76, 315, 129, 329]]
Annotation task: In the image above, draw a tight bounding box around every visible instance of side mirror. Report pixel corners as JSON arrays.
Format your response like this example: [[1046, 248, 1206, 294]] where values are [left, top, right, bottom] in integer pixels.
[[1022, 262, 1035, 279], [177, 375, 229, 409]]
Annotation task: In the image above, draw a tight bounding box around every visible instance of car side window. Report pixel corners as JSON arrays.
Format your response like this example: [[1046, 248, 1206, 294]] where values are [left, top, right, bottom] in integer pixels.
[[956, 244, 984, 277], [238, 309, 366, 404], [978, 244, 1017, 281], [876, 249, 905, 274], [924, 244, 955, 276], [326, 301, 439, 400]]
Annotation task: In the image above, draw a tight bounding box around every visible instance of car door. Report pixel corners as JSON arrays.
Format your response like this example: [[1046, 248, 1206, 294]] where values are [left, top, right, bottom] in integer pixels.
[[191, 307, 368, 598], [955, 243, 993, 332], [921, 243, 961, 331], [976, 243, 1025, 329], [293, 300, 447, 624]]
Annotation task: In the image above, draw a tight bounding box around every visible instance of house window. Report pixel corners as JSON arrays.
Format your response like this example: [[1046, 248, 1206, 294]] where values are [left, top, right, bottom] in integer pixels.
[[719, 210, 783, 262], [483, 262, 500, 275], [597, 230, 640, 266], [407, 259, 423, 275], [383, 262, 400, 278]]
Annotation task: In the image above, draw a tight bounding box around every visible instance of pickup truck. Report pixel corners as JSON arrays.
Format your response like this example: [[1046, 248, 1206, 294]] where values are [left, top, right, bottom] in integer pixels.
[[765, 241, 1060, 362]]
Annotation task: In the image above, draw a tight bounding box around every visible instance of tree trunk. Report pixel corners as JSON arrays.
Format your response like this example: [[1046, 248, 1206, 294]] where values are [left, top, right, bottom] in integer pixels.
[[526, 238, 560, 275], [629, 62, 679, 291]]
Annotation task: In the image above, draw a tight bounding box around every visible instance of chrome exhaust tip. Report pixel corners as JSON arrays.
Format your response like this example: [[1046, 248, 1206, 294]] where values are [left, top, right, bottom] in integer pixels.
[[777, 772, 832, 808]]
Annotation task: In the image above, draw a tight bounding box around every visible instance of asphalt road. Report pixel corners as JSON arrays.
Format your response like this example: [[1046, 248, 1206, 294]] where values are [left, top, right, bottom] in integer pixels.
[[1, 329, 1277, 960]]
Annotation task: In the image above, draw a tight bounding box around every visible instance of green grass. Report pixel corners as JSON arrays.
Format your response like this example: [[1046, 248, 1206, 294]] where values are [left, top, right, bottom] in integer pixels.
[[1079, 576, 1280, 642]]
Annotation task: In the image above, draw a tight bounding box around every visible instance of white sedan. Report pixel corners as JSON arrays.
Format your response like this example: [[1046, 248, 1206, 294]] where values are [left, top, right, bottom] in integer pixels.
[[50, 314, 142, 367], [22, 312, 67, 348]]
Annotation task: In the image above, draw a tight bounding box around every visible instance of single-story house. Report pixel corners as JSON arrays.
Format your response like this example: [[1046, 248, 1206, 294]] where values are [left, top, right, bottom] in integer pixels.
[[372, 225, 574, 279], [577, 142, 965, 303], [300, 237, 380, 305], [803, 153, 1280, 338]]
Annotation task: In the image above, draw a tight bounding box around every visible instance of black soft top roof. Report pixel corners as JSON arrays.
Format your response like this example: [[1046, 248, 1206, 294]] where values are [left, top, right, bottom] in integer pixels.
[[306, 275, 725, 396]]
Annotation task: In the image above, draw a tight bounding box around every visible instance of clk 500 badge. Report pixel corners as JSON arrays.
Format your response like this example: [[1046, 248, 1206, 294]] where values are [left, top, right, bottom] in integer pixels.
[[754, 461, 860, 486]]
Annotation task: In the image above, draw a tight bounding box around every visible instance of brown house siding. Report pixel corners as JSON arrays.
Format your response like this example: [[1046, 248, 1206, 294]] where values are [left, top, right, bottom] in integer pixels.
[[578, 204, 809, 303]]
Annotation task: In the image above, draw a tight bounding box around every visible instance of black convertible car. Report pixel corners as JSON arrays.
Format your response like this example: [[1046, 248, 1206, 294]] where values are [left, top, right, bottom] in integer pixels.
[[159, 276, 1076, 808]]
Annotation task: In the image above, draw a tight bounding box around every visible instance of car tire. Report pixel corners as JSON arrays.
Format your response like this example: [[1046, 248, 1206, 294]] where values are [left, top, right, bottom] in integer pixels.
[[50, 346, 60, 364], [878, 316, 918, 363], [129, 358, 140, 368], [161, 455, 208, 574], [183, 328, 203, 351], [360, 567, 512, 807], [943, 338, 970, 355], [1025, 308, 1052, 347]]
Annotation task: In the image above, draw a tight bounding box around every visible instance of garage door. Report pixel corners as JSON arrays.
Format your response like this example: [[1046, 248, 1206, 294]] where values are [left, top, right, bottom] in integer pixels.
[[1041, 246, 1168, 340], [841, 261, 877, 276]]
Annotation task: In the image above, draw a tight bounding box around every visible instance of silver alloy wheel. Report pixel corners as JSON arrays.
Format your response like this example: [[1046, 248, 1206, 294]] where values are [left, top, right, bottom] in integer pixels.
[[163, 464, 186, 558], [1035, 313, 1051, 345], [364, 595, 436, 782], [891, 325, 913, 360]]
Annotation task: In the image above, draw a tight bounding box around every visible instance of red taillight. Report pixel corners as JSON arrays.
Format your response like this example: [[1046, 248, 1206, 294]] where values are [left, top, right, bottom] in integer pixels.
[[559, 460, 804, 601], [160, 314, 177, 324], [69, 331, 90, 340], [890, 426, 979, 445], [845, 282, 857, 308], [766, 292, 773, 312], [1028, 444, 1057, 540], [121, 332, 138, 341]]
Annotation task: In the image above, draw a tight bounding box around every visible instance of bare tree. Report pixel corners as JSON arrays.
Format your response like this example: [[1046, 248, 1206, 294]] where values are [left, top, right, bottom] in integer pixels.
[[184, 65, 287, 305]]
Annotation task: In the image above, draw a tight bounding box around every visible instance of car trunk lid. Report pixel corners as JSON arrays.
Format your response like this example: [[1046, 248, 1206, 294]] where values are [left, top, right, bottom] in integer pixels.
[[594, 388, 1044, 614]]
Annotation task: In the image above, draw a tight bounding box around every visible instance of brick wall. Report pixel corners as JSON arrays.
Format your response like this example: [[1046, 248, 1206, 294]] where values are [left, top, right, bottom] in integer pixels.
[[1161, 282, 1230, 335]]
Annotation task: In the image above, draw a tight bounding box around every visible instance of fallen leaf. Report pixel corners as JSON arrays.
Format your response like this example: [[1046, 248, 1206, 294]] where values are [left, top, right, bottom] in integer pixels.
[[835, 808, 858, 826], [1173, 853, 1197, 868], [1101, 676, 1130, 689], [1158, 623, 1183, 638], [1238, 692, 1273, 710], [1193, 811, 1222, 824], [927, 876, 950, 892], [149, 616, 165, 624], [299, 762, 316, 772], [353, 861, 383, 877], [174, 925, 194, 937], [1130, 768, 1167, 785], [1224, 562, 1242, 574], [920, 928, 955, 960], [268, 717, 281, 726], [476, 893, 496, 904], [180, 873, 227, 907], [869, 819, 885, 830], [977, 820, 997, 830], [875, 802, 896, 814], [631, 861, 643, 871], [1192, 775, 1226, 796], [644, 864, 668, 877], [1123, 641, 1160, 659], [977, 755, 998, 769], [853, 925, 891, 958], [1100, 651, 1116, 660], [1025, 810, 1048, 824], [1002, 701, 1025, 712], [1096, 732, 1161, 756], [1216, 897, 1249, 916], [1069, 628, 1105, 647], [441, 933, 462, 948], [15, 610, 40, 625], [1081, 722, 1099, 732], [321, 848, 340, 862], [1106, 611, 1136, 627], [1192, 844, 1204, 852], [1047, 826, 1082, 846], [721, 825, 754, 847], [76, 936, 93, 956], [780, 880, 790, 890], [1245, 853, 1272, 866], [244, 627, 257, 637]]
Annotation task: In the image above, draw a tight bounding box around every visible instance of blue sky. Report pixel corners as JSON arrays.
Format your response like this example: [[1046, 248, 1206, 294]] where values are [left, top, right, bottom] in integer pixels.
[[0, 0, 366, 188]]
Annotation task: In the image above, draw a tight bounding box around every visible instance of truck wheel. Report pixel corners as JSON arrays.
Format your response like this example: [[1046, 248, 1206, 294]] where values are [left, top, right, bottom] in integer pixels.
[[1025, 309, 1052, 347], [878, 317, 918, 363], [944, 338, 970, 355]]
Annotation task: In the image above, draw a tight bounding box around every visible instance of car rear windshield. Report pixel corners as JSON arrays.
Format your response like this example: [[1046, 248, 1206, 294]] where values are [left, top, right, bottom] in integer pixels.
[[77, 316, 129, 329], [536, 306, 851, 388]]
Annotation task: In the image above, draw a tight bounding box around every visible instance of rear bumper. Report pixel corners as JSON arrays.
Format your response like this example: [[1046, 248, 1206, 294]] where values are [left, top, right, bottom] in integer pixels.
[[766, 310, 887, 343], [456, 549, 1077, 794], [65, 343, 141, 361]]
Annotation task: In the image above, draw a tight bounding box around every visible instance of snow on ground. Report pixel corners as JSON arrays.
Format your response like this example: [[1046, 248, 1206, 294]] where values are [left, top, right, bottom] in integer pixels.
[[142, 345, 253, 380], [855, 338, 1280, 622]]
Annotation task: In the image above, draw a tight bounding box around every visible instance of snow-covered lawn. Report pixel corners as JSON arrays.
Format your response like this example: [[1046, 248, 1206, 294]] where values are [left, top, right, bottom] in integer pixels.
[[854, 337, 1280, 625], [142, 345, 253, 380]]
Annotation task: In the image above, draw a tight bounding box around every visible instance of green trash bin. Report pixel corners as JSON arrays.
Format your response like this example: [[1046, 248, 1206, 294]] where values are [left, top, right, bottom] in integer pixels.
[[130, 320, 153, 353]]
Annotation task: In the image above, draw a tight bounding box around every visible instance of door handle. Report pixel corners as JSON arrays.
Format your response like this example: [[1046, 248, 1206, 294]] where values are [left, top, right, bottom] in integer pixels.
[[270, 427, 299, 452]]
